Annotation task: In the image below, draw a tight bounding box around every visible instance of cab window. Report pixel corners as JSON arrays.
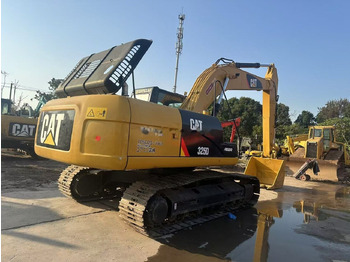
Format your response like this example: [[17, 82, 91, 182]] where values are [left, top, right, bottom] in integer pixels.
[[314, 129, 322, 137], [2, 102, 10, 114], [323, 129, 331, 140]]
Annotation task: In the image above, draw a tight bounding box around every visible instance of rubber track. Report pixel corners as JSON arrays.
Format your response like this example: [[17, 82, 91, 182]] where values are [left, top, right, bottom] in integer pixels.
[[119, 171, 258, 237]]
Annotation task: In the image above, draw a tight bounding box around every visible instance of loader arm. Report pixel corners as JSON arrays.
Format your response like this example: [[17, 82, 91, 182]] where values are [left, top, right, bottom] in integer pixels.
[[180, 61, 278, 158]]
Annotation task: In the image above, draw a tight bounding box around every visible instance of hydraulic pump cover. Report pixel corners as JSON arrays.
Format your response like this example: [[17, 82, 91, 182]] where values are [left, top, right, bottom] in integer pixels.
[[56, 39, 152, 98]]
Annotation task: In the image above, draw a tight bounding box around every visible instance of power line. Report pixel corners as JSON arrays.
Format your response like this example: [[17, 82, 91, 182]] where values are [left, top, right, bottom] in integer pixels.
[[1, 84, 47, 92]]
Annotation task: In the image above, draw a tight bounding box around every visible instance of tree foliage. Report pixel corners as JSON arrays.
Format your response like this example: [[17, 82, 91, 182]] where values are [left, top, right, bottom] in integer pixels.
[[316, 98, 350, 123], [276, 103, 292, 126], [218, 99, 297, 144], [34, 78, 63, 102], [214, 95, 349, 147], [218, 97, 262, 141], [277, 123, 308, 138], [314, 99, 350, 144], [275, 103, 292, 141], [294, 110, 315, 128], [318, 117, 350, 144]]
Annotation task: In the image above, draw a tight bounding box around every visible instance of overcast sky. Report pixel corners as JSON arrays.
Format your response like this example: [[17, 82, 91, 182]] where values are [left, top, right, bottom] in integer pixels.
[[2, 0, 350, 120]]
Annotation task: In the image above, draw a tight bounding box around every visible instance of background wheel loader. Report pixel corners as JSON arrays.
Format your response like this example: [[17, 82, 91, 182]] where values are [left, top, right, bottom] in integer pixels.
[[284, 126, 350, 182], [34, 39, 284, 235]]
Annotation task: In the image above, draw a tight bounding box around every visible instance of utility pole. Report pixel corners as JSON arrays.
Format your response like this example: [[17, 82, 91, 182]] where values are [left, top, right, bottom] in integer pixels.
[[173, 13, 185, 93], [13, 80, 18, 103], [1, 71, 8, 98], [9, 83, 13, 100]]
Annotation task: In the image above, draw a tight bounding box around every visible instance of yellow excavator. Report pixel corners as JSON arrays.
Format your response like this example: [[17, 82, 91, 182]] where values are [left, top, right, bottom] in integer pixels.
[[284, 126, 350, 182], [1, 97, 46, 157], [34, 39, 284, 235]]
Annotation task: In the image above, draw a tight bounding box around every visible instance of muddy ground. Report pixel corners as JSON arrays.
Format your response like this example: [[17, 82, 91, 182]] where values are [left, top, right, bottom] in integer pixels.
[[2, 150, 350, 262]]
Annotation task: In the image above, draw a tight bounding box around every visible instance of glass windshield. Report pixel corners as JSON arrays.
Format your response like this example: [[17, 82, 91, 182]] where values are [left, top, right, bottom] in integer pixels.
[[314, 129, 322, 137], [1, 101, 10, 114], [323, 129, 331, 140]]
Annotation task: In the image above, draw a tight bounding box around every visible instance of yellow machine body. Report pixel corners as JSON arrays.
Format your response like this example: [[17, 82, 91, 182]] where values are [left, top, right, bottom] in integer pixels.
[[2, 114, 37, 143], [35, 94, 238, 170], [35, 40, 285, 189], [33, 39, 288, 235], [285, 126, 348, 181], [1, 98, 38, 155]]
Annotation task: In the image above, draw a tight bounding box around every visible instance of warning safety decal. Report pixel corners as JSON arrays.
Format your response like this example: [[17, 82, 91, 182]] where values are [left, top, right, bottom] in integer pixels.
[[86, 107, 107, 119]]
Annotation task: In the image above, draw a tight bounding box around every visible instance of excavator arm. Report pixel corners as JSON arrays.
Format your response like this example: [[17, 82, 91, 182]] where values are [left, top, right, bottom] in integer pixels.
[[180, 60, 278, 158], [180, 59, 284, 189]]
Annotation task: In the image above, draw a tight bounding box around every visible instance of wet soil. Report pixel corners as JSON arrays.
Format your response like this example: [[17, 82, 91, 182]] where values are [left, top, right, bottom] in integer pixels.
[[2, 151, 350, 261], [147, 181, 350, 262]]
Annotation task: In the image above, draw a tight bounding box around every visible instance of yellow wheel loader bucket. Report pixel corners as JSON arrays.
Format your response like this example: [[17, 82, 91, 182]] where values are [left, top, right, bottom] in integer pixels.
[[244, 157, 285, 190]]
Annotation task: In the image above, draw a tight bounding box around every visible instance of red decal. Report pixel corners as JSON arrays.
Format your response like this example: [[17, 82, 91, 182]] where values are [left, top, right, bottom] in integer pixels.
[[181, 138, 190, 156], [205, 83, 214, 95]]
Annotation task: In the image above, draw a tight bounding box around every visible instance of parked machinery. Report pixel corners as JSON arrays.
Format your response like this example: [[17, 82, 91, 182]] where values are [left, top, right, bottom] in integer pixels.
[[34, 39, 284, 235], [285, 126, 349, 182], [1, 97, 46, 157]]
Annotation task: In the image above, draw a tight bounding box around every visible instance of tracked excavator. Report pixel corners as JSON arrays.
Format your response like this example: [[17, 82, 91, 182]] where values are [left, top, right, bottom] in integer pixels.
[[34, 39, 284, 236], [1, 97, 46, 157]]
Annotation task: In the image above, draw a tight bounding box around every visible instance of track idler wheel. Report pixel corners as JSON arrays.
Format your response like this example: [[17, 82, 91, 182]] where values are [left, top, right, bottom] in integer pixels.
[[70, 171, 103, 200], [144, 195, 169, 227], [299, 174, 311, 181]]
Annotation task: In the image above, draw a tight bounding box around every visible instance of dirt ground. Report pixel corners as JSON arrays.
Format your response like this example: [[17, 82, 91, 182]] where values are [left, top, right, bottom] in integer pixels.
[[1, 150, 67, 192], [2, 150, 350, 262]]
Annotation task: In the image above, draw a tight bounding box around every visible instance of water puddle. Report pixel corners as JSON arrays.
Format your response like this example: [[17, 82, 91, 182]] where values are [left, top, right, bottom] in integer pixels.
[[147, 185, 350, 262]]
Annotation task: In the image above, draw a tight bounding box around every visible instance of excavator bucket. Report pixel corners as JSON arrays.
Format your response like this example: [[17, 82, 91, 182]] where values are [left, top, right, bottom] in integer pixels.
[[244, 157, 285, 190]]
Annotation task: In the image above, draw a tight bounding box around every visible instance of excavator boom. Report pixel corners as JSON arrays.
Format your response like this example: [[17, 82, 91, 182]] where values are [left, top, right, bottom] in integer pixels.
[[180, 60, 278, 158], [179, 60, 284, 189]]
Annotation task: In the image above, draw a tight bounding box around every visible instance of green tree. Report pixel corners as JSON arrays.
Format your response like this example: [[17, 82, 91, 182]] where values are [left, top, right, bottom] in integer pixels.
[[318, 117, 350, 144], [34, 78, 63, 102], [295, 110, 315, 128], [281, 123, 307, 136], [276, 103, 292, 126], [316, 98, 350, 123], [275, 103, 292, 141], [218, 97, 262, 141], [252, 124, 263, 145]]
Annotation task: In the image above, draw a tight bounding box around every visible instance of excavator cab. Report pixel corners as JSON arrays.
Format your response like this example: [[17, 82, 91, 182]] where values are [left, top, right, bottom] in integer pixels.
[[134, 86, 185, 107], [1, 99, 12, 115]]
